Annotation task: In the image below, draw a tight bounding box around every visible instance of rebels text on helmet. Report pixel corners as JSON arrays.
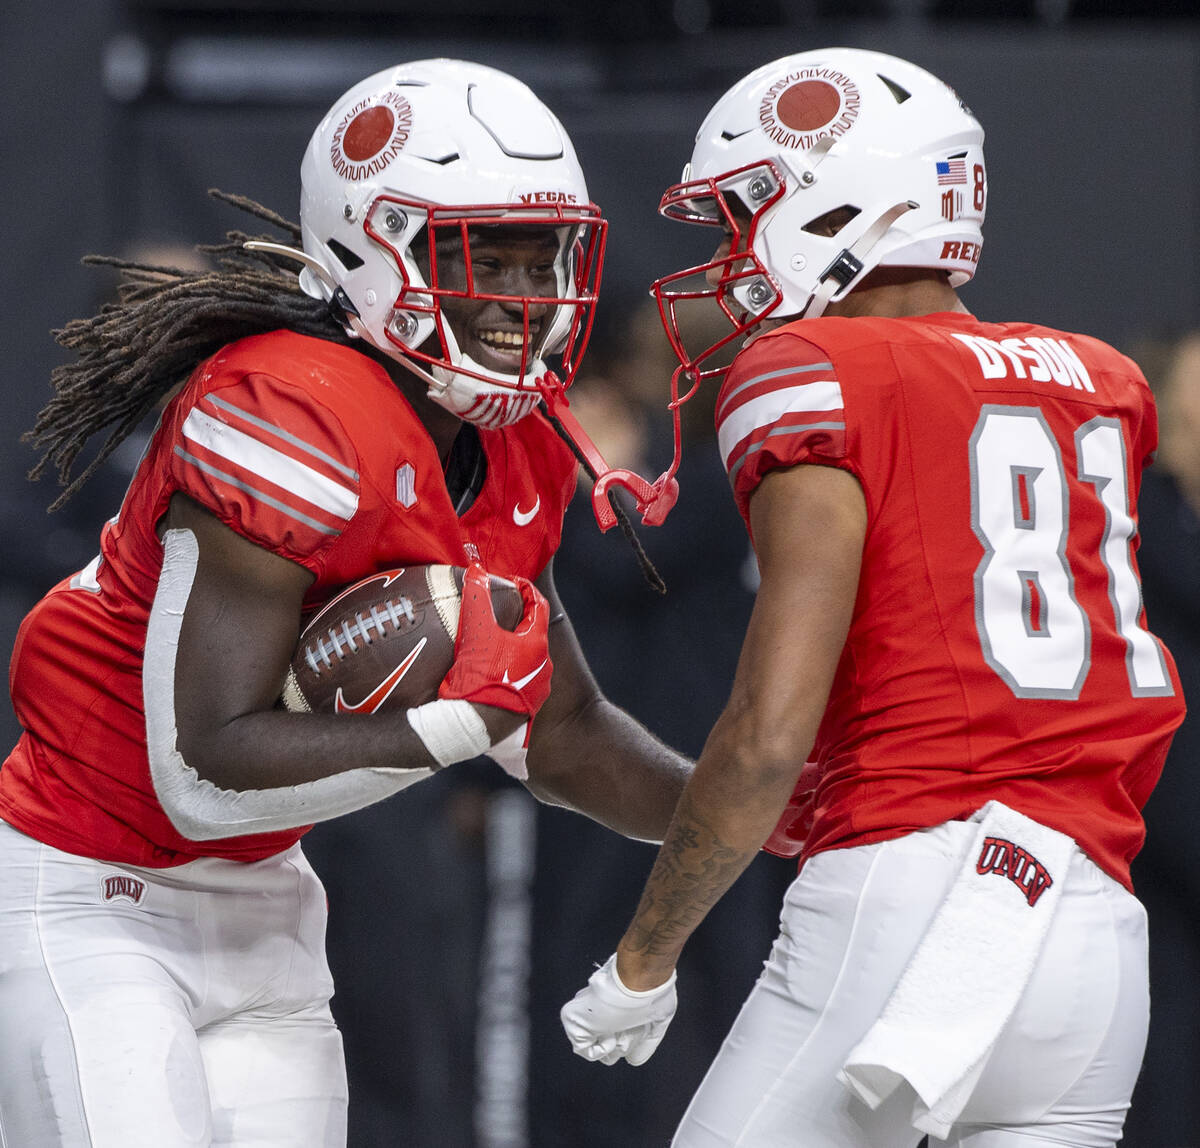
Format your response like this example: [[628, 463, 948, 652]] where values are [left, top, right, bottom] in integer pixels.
[[758, 68, 861, 151], [330, 91, 414, 182]]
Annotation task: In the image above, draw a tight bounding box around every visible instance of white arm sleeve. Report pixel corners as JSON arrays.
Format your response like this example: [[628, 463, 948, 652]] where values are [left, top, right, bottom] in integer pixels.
[[143, 528, 436, 841]]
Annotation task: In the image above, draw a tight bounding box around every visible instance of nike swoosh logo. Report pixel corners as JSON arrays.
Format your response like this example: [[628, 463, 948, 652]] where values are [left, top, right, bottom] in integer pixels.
[[512, 496, 540, 527], [334, 637, 428, 714], [502, 658, 548, 692], [318, 569, 407, 618]]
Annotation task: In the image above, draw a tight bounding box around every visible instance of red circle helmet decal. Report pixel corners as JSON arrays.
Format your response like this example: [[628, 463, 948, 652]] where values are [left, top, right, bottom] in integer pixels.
[[343, 105, 395, 161], [759, 68, 861, 149], [330, 90, 414, 181], [775, 81, 842, 132]]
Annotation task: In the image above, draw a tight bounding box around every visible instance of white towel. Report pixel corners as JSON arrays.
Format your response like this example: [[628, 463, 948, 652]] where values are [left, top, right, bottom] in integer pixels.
[[838, 801, 1077, 1139]]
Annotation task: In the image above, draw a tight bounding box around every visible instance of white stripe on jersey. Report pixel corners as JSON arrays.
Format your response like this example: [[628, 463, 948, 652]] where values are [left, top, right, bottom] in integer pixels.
[[173, 448, 343, 536], [206, 394, 360, 481], [182, 408, 359, 521], [717, 363, 834, 416], [726, 421, 846, 487], [717, 378, 844, 472]]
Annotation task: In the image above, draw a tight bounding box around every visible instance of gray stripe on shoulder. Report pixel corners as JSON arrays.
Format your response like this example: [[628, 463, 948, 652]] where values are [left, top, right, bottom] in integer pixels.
[[174, 446, 342, 536], [205, 394, 360, 481], [723, 362, 836, 407], [726, 421, 847, 487]]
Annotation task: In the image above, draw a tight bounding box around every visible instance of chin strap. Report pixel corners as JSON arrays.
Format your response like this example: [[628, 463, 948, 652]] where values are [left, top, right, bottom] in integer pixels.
[[804, 200, 919, 318], [534, 370, 689, 534]]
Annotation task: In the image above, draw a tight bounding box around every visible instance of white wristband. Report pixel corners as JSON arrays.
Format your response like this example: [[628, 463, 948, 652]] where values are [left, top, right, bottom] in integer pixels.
[[407, 698, 492, 768]]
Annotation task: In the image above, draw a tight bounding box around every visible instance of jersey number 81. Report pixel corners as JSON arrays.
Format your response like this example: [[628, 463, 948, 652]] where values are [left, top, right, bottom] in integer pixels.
[[969, 405, 1174, 700]]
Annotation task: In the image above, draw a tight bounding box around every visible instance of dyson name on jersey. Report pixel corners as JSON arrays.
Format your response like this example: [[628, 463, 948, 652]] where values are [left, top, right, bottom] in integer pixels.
[[953, 332, 1094, 393]]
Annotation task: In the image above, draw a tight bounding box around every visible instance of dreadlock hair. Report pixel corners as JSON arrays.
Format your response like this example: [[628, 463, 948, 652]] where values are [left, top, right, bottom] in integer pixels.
[[26, 190, 351, 510]]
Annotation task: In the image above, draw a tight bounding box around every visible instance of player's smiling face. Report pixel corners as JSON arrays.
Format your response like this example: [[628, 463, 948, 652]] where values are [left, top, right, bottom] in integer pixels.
[[417, 224, 562, 376]]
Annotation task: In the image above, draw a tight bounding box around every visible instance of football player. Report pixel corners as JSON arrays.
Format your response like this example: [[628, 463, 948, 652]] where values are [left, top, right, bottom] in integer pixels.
[[0, 61, 690, 1147], [561, 48, 1185, 1148]]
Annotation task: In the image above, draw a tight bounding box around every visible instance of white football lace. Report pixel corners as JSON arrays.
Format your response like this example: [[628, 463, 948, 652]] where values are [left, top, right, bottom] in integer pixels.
[[303, 595, 416, 675]]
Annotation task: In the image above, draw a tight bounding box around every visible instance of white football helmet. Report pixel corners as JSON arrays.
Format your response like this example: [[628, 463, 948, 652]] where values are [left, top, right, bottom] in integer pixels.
[[291, 59, 605, 428], [652, 48, 986, 379]]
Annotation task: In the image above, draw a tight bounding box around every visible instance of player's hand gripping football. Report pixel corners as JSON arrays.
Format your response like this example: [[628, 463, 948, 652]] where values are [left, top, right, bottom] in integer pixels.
[[439, 563, 553, 724], [560, 954, 678, 1066]]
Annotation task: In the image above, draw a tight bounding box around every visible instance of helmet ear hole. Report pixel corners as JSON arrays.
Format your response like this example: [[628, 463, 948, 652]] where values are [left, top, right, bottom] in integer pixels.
[[802, 205, 861, 238], [326, 239, 364, 271]]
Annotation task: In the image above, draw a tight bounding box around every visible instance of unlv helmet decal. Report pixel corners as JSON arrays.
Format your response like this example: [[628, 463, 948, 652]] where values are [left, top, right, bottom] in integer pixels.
[[759, 69, 861, 149], [330, 93, 414, 181]]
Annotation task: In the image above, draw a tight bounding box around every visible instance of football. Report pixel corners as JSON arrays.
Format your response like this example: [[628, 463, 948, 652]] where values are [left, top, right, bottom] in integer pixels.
[[281, 565, 524, 716]]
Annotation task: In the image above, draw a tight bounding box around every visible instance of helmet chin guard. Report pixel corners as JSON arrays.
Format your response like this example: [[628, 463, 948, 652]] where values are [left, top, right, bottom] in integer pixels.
[[426, 347, 545, 430]]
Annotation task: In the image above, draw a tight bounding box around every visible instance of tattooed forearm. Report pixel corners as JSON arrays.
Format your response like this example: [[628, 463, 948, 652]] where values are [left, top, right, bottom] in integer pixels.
[[624, 788, 758, 958]]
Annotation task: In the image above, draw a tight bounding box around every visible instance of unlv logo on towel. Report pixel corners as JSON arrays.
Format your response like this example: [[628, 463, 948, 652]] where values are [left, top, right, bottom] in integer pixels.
[[101, 874, 147, 905], [976, 837, 1054, 907]]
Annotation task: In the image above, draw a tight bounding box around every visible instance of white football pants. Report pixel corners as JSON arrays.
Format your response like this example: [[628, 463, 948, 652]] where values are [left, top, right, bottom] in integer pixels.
[[673, 820, 1148, 1148], [0, 819, 347, 1147]]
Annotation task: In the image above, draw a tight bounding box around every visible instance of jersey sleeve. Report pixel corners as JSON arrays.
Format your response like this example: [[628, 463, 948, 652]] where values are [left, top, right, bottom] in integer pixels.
[[1132, 365, 1160, 474], [167, 371, 362, 566], [714, 330, 850, 517]]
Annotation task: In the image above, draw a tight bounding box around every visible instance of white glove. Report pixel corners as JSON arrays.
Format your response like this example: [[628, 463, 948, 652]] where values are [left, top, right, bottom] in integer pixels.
[[560, 953, 678, 1066]]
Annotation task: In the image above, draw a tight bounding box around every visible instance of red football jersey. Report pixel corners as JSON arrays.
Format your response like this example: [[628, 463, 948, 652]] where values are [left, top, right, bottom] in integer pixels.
[[719, 311, 1184, 889], [1, 331, 577, 867]]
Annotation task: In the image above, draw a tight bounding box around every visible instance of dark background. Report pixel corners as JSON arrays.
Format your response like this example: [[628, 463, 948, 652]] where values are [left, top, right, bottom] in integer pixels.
[[2, 2, 1198, 1145]]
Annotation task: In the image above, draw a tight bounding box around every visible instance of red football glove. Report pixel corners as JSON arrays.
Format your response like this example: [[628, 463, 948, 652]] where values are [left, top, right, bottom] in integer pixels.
[[439, 564, 553, 719]]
